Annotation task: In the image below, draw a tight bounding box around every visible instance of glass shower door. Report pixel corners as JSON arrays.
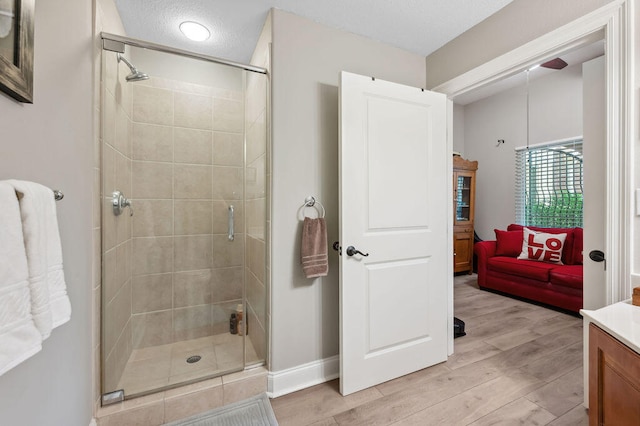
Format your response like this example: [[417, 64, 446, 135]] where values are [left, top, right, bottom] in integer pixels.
[[100, 40, 266, 400]]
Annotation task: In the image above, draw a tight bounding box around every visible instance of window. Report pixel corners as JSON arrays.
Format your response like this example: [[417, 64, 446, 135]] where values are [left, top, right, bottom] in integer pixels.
[[515, 139, 583, 228]]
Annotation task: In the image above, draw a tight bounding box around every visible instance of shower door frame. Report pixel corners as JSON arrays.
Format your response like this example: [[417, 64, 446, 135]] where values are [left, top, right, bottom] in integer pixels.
[[99, 32, 269, 402]]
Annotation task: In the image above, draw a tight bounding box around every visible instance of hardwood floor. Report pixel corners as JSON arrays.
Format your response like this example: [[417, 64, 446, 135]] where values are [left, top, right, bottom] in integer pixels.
[[271, 274, 588, 425]]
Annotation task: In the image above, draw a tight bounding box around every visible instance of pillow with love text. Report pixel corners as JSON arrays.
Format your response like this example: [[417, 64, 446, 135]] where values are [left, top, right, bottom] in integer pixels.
[[517, 227, 567, 264]]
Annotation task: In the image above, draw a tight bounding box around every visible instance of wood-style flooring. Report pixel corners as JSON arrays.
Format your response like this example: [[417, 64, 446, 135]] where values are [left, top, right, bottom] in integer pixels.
[[271, 274, 587, 425]]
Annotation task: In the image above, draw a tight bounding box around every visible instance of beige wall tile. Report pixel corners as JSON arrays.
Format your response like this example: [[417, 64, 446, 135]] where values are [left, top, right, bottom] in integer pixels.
[[133, 85, 173, 126], [174, 92, 213, 130], [103, 248, 117, 304], [132, 123, 173, 162], [116, 209, 132, 245], [132, 161, 173, 199], [213, 98, 243, 132], [174, 200, 213, 235], [245, 111, 266, 164], [102, 199, 117, 252], [212, 234, 244, 268], [93, 169, 101, 229], [211, 302, 240, 336], [133, 200, 173, 237], [174, 236, 213, 271], [114, 105, 131, 157], [164, 376, 222, 398], [247, 314, 266, 362], [212, 201, 243, 234], [121, 76, 133, 118], [212, 166, 243, 200], [104, 280, 131, 356], [246, 269, 266, 328], [174, 128, 213, 164], [132, 310, 173, 349], [246, 198, 265, 238], [115, 153, 131, 203], [112, 320, 132, 391], [213, 132, 243, 166], [103, 90, 116, 147], [132, 273, 173, 314], [246, 154, 266, 200], [164, 385, 223, 423], [175, 164, 212, 199], [174, 270, 213, 308], [173, 305, 213, 341], [103, 51, 117, 98], [98, 400, 164, 426], [222, 372, 267, 405], [213, 329, 243, 369], [246, 73, 267, 125], [211, 267, 243, 303], [133, 237, 173, 275], [115, 242, 131, 294], [247, 235, 265, 283], [103, 145, 116, 208]]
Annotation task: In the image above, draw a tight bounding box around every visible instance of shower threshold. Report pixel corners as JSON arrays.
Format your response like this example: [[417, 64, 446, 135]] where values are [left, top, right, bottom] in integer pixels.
[[115, 332, 259, 398]]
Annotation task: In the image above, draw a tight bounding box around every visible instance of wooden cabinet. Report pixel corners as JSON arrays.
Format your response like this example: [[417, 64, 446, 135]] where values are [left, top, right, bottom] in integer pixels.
[[589, 323, 640, 425], [453, 156, 478, 274]]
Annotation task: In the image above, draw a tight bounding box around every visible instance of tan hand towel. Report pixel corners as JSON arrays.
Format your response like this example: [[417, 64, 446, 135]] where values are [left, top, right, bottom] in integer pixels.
[[301, 217, 328, 278]]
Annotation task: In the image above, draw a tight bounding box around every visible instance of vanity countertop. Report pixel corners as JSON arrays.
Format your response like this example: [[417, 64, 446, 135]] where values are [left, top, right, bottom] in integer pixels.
[[581, 301, 640, 355]]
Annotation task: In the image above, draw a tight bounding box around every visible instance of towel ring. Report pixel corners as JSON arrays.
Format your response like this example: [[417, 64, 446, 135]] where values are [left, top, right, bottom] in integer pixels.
[[303, 196, 325, 218]]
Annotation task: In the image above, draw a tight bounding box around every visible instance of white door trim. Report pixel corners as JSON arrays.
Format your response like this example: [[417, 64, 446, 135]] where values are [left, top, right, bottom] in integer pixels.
[[434, 0, 634, 308], [433, 0, 634, 410]]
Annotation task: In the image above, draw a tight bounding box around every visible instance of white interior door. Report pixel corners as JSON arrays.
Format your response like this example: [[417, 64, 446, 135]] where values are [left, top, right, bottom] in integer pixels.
[[582, 55, 606, 310], [339, 71, 448, 396]]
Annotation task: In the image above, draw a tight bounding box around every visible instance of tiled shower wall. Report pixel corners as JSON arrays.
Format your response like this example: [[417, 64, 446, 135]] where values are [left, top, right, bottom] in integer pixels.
[[129, 76, 246, 350], [102, 50, 134, 392], [245, 68, 268, 363]]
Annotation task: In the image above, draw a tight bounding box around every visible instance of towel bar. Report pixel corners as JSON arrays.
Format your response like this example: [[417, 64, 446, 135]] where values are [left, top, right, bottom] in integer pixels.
[[54, 190, 64, 201]]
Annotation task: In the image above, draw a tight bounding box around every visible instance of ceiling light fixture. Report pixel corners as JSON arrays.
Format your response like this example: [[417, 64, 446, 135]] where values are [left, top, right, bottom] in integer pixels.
[[179, 21, 210, 42]]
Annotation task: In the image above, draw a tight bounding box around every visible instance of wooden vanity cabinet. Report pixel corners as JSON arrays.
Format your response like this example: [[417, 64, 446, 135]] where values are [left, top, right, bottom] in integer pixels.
[[589, 323, 640, 425]]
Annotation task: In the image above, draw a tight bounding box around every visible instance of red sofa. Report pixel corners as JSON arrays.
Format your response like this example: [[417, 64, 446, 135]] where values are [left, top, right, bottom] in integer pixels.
[[474, 224, 583, 313]]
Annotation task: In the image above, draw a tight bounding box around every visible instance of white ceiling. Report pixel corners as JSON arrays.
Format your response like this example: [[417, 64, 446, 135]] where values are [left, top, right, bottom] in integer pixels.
[[114, 0, 514, 64]]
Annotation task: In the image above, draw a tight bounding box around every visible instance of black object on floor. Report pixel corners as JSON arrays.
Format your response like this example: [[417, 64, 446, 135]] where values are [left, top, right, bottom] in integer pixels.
[[454, 317, 466, 338]]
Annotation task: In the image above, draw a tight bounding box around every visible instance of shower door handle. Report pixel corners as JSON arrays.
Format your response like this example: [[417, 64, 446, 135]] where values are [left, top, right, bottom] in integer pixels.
[[228, 205, 235, 241]]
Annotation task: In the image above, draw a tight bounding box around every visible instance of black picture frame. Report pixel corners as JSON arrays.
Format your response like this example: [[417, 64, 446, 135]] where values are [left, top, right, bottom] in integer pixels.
[[0, 0, 34, 103]]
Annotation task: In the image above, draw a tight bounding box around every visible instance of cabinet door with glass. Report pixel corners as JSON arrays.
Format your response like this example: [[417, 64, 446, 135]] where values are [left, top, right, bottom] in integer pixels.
[[453, 156, 478, 274]]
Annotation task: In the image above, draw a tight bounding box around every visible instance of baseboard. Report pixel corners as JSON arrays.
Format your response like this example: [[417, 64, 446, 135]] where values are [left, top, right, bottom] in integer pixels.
[[267, 355, 339, 398], [89, 419, 97, 426]]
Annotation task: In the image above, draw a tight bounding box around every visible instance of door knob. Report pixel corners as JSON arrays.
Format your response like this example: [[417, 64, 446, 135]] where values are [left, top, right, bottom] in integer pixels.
[[332, 241, 341, 255], [589, 250, 605, 262], [346, 246, 369, 257], [589, 250, 606, 270]]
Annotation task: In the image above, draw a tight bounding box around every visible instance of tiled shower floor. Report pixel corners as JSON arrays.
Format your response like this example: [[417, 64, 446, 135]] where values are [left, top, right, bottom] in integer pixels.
[[117, 332, 259, 396]]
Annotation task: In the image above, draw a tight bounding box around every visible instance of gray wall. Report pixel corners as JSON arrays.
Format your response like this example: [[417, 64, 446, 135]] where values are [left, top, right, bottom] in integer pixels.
[[0, 0, 94, 424], [425, 0, 615, 88], [461, 64, 583, 240], [270, 9, 426, 372]]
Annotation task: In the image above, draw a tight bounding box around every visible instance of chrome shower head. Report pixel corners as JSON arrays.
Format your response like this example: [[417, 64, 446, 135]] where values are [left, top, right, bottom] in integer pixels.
[[117, 53, 149, 82]]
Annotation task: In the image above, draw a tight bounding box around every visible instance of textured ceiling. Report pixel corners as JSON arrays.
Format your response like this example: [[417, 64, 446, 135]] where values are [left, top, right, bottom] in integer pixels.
[[114, 0, 514, 64]]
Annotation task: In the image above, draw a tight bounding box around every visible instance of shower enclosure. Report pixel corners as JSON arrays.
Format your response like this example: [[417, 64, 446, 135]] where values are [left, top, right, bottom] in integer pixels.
[[99, 34, 268, 400]]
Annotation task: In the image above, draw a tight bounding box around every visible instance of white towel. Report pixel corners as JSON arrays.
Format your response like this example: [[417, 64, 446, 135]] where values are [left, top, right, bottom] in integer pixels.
[[8, 180, 71, 337], [0, 182, 42, 376]]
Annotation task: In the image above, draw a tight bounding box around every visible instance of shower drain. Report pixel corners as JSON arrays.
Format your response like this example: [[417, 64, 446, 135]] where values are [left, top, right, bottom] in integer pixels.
[[186, 355, 202, 364]]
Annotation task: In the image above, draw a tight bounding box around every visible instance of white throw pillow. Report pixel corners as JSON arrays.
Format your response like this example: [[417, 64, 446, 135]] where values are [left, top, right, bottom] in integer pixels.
[[517, 227, 567, 264]]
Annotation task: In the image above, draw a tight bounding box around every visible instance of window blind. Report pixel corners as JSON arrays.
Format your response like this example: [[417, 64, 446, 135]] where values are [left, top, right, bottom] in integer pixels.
[[515, 139, 583, 228]]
